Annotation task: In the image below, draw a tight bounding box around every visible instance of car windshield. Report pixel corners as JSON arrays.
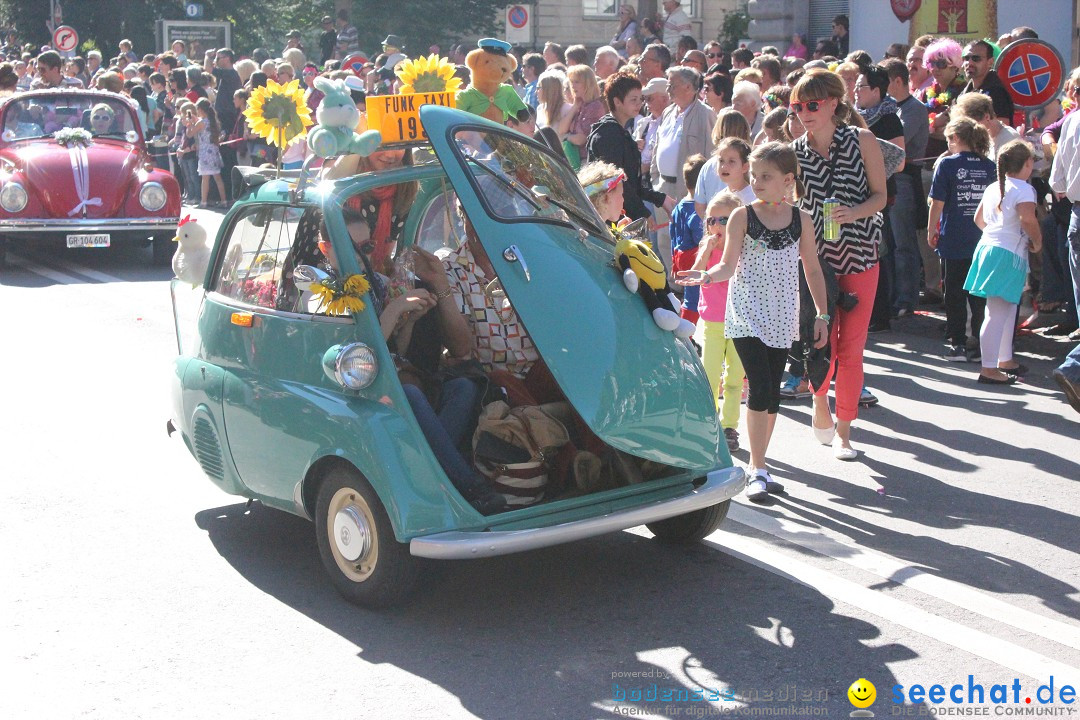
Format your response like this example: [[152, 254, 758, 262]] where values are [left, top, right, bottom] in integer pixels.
[[452, 128, 610, 239], [1, 95, 138, 142]]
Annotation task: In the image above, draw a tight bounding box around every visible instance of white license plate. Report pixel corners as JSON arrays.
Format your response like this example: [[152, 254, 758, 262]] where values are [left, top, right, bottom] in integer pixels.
[[66, 233, 111, 248]]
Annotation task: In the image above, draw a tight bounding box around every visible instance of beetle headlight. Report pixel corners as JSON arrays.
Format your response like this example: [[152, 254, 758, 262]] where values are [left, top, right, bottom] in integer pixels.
[[139, 182, 167, 212], [322, 343, 378, 390], [0, 182, 28, 213]]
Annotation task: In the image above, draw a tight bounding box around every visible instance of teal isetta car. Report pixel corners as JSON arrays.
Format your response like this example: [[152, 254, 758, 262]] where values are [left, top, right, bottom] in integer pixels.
[[169, 105, 744, 607]]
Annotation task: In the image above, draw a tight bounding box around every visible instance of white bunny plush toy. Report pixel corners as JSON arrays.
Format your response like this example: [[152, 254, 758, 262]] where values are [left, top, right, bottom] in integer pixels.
[[307, 76, 383, 159]]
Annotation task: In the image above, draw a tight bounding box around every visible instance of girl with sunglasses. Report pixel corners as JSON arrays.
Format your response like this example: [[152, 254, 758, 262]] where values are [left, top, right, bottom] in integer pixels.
[[688, 191, 748, 454], [789, 69, 887, 460], [678, 143, 830, 499]]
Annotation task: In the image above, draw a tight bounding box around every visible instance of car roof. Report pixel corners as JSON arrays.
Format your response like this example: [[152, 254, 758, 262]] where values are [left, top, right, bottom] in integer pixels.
[[0, 88, 139, 113]]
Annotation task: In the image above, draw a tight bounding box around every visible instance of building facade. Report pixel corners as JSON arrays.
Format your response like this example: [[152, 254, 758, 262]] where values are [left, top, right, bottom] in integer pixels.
[[516, 0, 740, 51], [748, 0, 1078, 66]]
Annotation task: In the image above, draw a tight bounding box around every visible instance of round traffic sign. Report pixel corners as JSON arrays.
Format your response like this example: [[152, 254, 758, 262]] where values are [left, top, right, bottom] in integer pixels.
[[508, 5, 528, 29], [994, 39, 1065, 110], [52, 25, 78, 53], [341, 53, 369, 76]]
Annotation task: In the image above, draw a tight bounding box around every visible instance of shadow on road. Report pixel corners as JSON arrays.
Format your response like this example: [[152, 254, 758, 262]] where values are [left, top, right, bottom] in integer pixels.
[[195, 502, 912, 718]]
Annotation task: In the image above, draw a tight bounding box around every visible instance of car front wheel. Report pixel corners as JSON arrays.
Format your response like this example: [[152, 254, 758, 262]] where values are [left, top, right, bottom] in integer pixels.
[[314, 467, 423, 608], [645, 500, 730, 543]]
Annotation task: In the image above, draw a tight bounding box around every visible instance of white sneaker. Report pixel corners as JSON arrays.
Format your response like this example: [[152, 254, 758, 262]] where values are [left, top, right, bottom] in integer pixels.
[[745, 469, 769, 502], [833, 437, 859, 461]]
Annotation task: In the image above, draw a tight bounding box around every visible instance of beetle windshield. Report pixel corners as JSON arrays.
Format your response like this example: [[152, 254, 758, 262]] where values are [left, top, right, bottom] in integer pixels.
[[1, 95, 139, 142], [452, 128, 610, 239]]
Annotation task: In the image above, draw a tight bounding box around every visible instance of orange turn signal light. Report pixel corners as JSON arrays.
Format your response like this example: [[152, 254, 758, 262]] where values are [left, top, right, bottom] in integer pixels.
[[230, 312, 254, 327]]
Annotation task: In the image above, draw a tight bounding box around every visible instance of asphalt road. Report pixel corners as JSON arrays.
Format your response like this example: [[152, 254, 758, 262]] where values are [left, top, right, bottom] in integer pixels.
[[2, 212, 1079, 720]]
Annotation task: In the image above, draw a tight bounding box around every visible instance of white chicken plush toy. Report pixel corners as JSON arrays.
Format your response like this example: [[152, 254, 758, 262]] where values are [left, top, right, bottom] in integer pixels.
[[172, 215, 210, 287]]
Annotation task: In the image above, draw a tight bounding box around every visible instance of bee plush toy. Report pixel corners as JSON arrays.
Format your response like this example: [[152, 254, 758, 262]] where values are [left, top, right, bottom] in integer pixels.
[[613, 219, 695, 339]]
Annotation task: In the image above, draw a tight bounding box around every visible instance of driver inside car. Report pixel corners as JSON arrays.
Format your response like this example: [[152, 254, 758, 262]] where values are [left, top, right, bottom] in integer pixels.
[[88, 103, 117, 136]]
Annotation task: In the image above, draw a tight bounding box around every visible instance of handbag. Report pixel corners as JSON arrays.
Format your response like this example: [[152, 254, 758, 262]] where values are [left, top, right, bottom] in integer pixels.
[[877, 137, 905, 178], [472, 400, 570, 507], [562, 139, 581, 171]]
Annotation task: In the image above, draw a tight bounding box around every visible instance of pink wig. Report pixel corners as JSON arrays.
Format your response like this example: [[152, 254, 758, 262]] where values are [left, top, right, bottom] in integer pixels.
[[924, 38, 963, 69]]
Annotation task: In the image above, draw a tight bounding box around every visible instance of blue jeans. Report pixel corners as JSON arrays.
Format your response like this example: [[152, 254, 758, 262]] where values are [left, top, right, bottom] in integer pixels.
[[1041, 212, 1078, 322], [891, 172, 922, 311], [1059, 206, 1080, 381], [402, 378, 483, 494], [179, 153, 199, 201]]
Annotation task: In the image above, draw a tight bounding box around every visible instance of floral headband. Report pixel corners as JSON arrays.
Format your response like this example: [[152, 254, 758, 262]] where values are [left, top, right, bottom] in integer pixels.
[[583, 172, 625, 197]]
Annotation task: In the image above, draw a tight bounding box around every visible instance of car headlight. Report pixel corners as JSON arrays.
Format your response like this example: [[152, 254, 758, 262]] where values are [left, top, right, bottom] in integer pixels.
[[0, 182, 28, 213], [322, 343, 378, 390], [139, 182, 167, 212]]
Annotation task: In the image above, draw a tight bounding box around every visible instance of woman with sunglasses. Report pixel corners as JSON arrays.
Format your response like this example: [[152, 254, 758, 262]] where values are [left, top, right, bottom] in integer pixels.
[[921, 38, 966, 160], [610, 4, 638, 59], [790, 70, 887, 460]]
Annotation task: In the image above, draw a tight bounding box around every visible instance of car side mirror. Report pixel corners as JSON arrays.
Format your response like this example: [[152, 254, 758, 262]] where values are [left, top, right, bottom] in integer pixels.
[[292, 264, 331, 292]]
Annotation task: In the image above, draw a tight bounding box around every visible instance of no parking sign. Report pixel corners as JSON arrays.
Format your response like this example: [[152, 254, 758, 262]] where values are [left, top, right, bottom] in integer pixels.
[[994, 39, 1065, 111], [505, 5, 531, 44]]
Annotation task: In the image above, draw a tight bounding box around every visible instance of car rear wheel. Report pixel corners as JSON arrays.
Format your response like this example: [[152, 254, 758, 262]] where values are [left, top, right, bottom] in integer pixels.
[[314, 467, 423, 608], [152, 234, 173, 266], [645, 500, 730, 543]]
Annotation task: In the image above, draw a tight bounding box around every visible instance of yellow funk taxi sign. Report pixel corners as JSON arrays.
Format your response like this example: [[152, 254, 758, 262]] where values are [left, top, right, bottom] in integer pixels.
[[365, 91, 455, 144]]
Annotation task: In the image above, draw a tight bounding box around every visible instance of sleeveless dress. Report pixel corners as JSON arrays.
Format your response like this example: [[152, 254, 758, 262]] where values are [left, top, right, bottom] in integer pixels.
[[196, 127, 223, 176], [725, 205, 802, 349], [793, 124, 882, 276]]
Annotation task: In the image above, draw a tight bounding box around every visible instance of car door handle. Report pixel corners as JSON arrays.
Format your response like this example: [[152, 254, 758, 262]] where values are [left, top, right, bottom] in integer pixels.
[[502, 244, 530, 281]]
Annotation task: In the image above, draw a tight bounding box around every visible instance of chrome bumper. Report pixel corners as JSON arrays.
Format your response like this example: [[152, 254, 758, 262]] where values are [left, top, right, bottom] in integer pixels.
[[0, 217, 180, 233], [410, 466, 745, 560]]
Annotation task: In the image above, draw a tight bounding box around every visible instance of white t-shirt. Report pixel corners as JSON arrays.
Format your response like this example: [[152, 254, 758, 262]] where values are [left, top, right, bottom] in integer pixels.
[[694, 157, 756, 207], [536, 101, 572, 130], [978, 176, 1036, 257], [655, 106, 686, 179], [990, 124, 1020, 160]]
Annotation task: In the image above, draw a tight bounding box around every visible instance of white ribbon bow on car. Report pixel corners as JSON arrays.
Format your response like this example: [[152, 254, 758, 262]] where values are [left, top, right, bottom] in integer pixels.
[[67, 144, 102, 217]]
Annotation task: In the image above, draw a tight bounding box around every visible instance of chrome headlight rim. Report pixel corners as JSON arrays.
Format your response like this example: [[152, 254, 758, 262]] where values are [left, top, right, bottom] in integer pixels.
[[323, 343, 378, 390], [138, 181, 167, 212], [0, 181, 28, 213]]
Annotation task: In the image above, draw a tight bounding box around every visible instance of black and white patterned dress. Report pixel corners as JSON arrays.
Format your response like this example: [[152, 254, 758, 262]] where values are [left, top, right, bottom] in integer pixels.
[[793, 123, 883, 276], [725, 205, 802, 349]]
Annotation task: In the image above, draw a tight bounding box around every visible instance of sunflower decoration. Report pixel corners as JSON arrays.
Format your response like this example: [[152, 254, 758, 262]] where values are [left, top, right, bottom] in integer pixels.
[[244, 78, 313, 150], [396, 54, 462, 94], [310, 273, 371, 316]]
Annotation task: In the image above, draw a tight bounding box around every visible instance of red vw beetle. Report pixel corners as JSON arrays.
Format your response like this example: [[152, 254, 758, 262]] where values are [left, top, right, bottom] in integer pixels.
[[0, 89, 181, 265]]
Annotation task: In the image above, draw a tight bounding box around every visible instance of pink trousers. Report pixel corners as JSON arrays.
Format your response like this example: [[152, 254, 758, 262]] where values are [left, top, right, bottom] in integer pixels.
[[812, 263, 879, 422]]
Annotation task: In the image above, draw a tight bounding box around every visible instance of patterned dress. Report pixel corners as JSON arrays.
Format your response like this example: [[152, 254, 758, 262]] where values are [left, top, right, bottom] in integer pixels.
[[725, 206, 802, 349], [440, 243, 539, 379], [196, 127, 222, 176], [793, 123, 882, 276]]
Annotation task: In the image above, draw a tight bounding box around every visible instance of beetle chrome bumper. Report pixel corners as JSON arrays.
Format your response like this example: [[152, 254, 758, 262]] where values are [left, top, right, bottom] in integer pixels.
[[0, 217, 180, 233], [409, 466, 745, 560]]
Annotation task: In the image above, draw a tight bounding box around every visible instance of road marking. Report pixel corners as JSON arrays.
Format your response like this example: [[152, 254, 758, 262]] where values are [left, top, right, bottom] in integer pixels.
[[4, 252, 126, 284], [4, 254, 84, 285], [704, 527, 1080, 682], [727, 503, 1080, 652], [48, 256, 125, 283]]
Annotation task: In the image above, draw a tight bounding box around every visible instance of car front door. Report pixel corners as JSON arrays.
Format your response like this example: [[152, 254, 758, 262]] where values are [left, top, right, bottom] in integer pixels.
[[421, 106, 723, 470], [201, 203, 367, 502]]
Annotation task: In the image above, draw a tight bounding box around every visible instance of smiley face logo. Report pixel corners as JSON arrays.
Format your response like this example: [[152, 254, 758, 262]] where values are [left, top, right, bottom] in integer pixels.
[[848, 678, 877, 708]]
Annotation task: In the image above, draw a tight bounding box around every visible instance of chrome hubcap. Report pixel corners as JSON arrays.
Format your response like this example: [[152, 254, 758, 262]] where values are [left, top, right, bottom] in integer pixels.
[[333, 504, 371, 563]]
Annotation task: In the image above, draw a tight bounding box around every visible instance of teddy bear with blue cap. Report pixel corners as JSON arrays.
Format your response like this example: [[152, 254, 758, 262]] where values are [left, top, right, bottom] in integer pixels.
[[456, 38, 529, 124]]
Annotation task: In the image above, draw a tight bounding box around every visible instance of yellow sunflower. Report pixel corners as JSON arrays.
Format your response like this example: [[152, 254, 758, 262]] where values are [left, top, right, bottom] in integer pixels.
[[310, 274, 370, 316], [244, 79, 313, 149], [396, 54, 462, 94]]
